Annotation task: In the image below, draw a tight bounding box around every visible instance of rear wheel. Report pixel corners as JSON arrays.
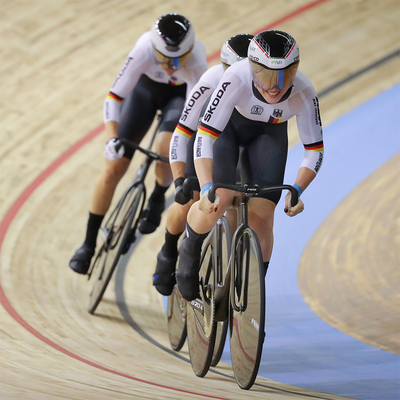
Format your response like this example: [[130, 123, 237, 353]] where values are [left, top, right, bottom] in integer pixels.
[[88, 184, 144, 314], [229, 227, 265, 390], [167, 285, 187, 351]]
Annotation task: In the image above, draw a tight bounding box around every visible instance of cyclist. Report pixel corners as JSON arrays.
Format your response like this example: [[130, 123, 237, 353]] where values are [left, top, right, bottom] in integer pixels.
[[69, 13, 208, 274], [176, 30, 324, 301], [153, 34, 254, 296]]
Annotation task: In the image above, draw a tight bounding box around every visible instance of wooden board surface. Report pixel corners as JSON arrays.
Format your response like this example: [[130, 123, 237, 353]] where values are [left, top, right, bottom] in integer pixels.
[[0, 0, 399, 398]]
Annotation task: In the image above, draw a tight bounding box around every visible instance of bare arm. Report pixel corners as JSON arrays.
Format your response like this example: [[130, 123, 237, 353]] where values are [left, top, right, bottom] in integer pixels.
[[105, 121, 119, 141], [194, 157, 213, 189], [284, 166, 316, 217]]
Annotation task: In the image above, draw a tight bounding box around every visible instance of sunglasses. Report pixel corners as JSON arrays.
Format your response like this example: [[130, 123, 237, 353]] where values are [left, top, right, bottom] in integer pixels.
[[153, 48, 192, 70]]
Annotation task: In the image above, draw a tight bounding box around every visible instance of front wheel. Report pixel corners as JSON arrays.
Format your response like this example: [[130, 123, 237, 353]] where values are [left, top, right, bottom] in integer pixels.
[[229, 227, 265, 390], [88, 184, 144, 314]]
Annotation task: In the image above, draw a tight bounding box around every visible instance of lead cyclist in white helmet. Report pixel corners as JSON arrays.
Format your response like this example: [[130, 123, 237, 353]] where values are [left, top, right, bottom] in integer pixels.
[[176, 30, 324, 301], [152, 34, 254, 296], [69, 13, 207, 275]]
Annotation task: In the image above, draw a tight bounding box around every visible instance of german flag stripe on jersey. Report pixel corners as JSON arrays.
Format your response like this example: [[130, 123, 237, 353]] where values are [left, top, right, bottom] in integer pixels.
[[175, 123, 195, 139], [304, 141, 324, 151], [267, 116, 284, 124], [107, 92, 123, 102], [198, 123, 221, 140]]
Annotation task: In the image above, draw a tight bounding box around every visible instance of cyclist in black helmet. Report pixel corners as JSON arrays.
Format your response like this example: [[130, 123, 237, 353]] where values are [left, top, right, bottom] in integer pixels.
[[152, 34, 254, 296], [176, 30, 324, 301], [69, 13, 207, 275]]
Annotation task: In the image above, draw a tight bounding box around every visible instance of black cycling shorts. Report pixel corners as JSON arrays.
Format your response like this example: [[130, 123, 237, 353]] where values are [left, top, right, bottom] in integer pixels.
[[118, 74, 187, 159], [212, 109, 288, 204]]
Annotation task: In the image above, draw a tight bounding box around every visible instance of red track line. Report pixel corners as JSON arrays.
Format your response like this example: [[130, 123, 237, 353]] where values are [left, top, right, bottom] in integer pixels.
[[0, 0, 331, 397]]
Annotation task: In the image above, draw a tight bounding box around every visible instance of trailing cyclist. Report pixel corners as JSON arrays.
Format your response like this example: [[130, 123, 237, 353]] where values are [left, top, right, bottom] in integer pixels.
[[69, 13, 208, 274], [176, 30, 324, 301], [152, 34, 254, 296]]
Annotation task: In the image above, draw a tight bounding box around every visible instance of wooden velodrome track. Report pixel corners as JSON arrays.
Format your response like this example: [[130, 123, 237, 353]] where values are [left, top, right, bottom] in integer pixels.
[[0, 0, 399, 399]]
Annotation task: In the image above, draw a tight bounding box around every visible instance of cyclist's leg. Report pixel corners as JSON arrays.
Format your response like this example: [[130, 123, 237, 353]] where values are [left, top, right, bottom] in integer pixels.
[[139, 93, 186, 234], [69, 76, 157, 274], [248, 197, 276, 263], [153, 133, 199, 295], [243, 122, 288, 275], [69, 158, 131, 274], [177, 121, 239, 301]]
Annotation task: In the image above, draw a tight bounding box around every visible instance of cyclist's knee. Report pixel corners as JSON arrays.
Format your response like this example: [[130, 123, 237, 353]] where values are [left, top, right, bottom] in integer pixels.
[[167, 201, 191, 223], [156, 130, 173, 156], [248, 199, 275, 230], [217, 191, 235, 213], [101, 159, 129, 187], [249, 198, 275, 218]]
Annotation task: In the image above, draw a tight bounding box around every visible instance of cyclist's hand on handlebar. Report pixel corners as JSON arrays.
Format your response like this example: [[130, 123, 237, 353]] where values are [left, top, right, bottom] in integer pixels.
[[199, 190, 220, 214], [174, 177, 191, 205], [104, 138, 125, 161], [284, 191, 304, 217]]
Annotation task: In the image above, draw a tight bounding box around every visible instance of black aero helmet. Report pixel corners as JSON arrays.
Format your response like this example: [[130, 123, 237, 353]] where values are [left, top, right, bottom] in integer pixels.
[[248, 30, 299, 90], [151, 13, 195, 58], [220, 34, 254, 70]]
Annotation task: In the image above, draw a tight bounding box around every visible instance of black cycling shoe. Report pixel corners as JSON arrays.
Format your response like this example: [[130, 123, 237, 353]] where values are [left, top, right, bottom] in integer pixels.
[[175, 238, 201, 301], [69, 244, 95, 275], [139, 197, 165, 234], [152, 248, 178, 296]]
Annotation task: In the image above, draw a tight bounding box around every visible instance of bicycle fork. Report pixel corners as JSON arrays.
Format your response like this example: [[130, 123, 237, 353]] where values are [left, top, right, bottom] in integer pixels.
[[231, 195, 250, 313]]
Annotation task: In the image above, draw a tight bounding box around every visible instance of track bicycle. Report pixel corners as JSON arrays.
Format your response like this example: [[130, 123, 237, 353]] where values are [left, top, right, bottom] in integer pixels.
[[186, 182, 298, 389], [166, 177, 230, 364], [87, 112, 168, 314]]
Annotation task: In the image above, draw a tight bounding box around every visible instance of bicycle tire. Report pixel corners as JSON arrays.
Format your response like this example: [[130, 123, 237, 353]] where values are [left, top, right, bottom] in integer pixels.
[[167, 285, 187, 351], [167, 232, 187, 351], [88, 184, 144, 314], [210, 216, 231, 367], [186, 237, 217, 377], [229, 226, 265, 390]]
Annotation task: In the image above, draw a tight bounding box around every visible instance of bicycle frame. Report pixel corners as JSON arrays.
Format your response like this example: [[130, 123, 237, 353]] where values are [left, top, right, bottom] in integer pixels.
[[98, 112, 167, 251], [87, 112, 168, 313], [208, 183, 299, 314]]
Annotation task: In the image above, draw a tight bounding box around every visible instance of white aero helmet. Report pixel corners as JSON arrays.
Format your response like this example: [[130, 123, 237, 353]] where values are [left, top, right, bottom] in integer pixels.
[[151, 13, 195, 70], [248, 30, 300, 90], [220, 34, 254, 70]]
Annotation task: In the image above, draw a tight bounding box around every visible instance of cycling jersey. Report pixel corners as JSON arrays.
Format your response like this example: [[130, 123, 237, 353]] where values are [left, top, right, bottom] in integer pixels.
[[103, 31, 208, 124], [169, 64, 225, 164], [195, 59, 324, 175]]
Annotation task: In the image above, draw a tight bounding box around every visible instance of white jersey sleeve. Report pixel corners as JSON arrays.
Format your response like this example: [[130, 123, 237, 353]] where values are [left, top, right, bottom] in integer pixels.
[[289, 79, 324, 174], [169, 64, 225, 164], [194, 67, 250, 160]]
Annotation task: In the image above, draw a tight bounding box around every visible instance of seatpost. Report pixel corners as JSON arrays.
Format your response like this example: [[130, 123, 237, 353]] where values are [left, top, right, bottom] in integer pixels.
[[147, 111, 163, 151]]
